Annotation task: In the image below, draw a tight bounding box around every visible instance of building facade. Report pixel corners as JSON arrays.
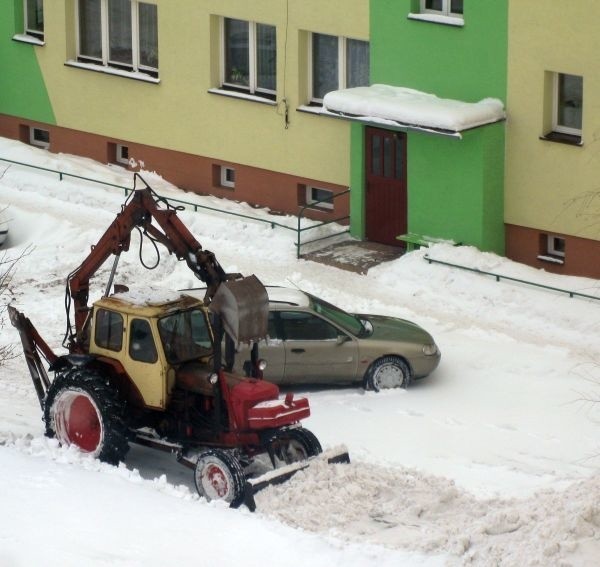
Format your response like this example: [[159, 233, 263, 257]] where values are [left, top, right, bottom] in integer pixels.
[[0, 0, 372, 219], [505, 0, 600, 278], [3, 1, 600, 278]]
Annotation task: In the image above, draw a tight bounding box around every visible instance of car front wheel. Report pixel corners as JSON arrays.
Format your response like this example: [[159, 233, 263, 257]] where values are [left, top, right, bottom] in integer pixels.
[[364, 356, 411, 391]]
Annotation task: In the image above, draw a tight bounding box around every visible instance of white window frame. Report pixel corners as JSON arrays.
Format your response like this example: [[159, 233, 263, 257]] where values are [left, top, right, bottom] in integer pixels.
[[420, 0, 464, 18], [24, 0, 44, 40], [116, 144, 129, 165], [220, 18, 276, 97], [552, 73, 583, 137], [306, 186, 334, 210], [547, 235, 565, 258], [75, 0, 158, 76], [29, 126, 49, 149], [220, 166, 236, 188], [309, 34, 370, 104]]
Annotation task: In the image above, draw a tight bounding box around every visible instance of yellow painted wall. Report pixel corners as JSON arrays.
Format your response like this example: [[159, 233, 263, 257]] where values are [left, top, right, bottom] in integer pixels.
[[36, 0, 369, 186], [505, 0, 600, 240]]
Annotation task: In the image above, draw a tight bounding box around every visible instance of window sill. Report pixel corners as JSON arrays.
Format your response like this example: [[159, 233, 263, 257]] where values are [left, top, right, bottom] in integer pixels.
[[208, 88, 277, 106], [64, 60, 160, 84], [297, 104, 327, 116], [12, 34, 45, 46], [537, 254, 564, 265], [407, 13, 464, 27], [539, 132, 582, 146]]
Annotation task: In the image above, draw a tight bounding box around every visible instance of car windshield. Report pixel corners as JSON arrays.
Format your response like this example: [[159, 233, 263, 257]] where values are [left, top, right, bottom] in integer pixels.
[[307, 293, 365, 336], [158, 308, 213, 364]]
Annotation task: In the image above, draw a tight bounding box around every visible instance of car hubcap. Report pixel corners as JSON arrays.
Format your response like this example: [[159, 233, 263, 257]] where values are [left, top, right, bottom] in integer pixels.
[[53, 390, 103, 453], [374, 363, 404, 389]]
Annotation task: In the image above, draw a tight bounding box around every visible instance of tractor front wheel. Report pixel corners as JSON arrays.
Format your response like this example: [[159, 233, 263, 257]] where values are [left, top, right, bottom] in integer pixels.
[[194, 449, 246, 508], [44, 368, 129, 465], [269, 427, 323, 465]]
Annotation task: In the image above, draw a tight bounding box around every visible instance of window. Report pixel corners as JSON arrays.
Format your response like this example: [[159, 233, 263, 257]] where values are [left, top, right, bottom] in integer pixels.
[[538, 234, 566, 264], [280, 312, 338, 341], [129, 319, 158, 363], [24, 0, 44, 40], [547, 235, 565, 257], [77, 0, 158, 77], [220, 166, 235, 188], [29, 127, 49, 149], [95, 309, 124, 351], [311, 34, 369, 103], [222, 18, 276, 98], [158, 309, 212, 364], [306, 186, 334, 210], [116, 144, 129, 165], [421, 0, 464, 17], [553, 73, 583, 139]]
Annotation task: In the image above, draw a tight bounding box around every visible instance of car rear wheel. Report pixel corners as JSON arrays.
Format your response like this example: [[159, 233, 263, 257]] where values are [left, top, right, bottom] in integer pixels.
[[364, 356, 411, 391]]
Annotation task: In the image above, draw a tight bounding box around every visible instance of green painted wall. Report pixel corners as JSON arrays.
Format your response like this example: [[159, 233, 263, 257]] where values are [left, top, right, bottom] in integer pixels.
[[0, 2, 55, 123], [350, 0, 507, 253], [371, 0, 507, 102], [408, 123, 505, 252]]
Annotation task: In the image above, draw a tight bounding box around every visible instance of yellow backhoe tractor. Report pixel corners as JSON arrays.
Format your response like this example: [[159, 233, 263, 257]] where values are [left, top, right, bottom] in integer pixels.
[[9, 175, 348, 509]]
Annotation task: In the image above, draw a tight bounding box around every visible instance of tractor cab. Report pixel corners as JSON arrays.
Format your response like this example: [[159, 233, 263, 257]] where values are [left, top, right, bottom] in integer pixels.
[[90, 291, 215, 409]]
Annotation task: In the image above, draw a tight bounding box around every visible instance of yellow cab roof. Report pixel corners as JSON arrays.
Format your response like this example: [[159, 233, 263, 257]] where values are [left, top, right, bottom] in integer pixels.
[[94, 289, 205, 318]]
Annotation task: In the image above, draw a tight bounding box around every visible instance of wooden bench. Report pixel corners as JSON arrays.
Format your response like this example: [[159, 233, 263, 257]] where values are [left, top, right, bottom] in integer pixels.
[[396, 233, 446, 251]]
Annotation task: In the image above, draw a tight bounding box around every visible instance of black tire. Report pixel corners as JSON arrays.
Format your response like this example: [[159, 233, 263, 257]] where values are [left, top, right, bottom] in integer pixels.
[[268, 427, 323, 465], [194, 449, 246, 508], [43, 367, 129, 465], [364, 356, 411, 391]]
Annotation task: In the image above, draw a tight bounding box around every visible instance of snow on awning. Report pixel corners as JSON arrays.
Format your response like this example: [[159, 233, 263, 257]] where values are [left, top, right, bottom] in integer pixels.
[[322, 84, 506, 137]]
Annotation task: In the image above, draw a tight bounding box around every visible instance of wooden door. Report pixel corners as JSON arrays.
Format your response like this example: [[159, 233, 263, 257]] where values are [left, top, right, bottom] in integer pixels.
[[365, 127, 407, 246]]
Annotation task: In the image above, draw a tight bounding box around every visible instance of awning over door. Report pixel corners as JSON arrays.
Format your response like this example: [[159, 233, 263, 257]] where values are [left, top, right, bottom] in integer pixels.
[[320, 84, 506, 138]]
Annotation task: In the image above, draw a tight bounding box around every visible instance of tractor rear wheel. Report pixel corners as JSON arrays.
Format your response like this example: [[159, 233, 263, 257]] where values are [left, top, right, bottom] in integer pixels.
[[194, 449, 246, 508], [43, 368, 129, 465], [269, 427, 323, 465]]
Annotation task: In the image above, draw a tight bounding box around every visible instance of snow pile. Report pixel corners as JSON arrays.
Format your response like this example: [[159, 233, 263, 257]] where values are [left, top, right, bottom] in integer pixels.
[[323, 84, 505, 132], [258, 459, 600, 566]]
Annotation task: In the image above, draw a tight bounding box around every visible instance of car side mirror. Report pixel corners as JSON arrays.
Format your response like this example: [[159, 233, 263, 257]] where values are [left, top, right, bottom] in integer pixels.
[[336, 334, 350, 345]]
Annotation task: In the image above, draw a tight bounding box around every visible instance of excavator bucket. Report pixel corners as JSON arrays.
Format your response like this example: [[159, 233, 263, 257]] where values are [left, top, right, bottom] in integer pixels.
[[209, 275, 269, 345]]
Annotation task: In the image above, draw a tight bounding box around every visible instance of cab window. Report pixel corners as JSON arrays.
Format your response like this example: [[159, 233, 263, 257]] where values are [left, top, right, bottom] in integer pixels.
[[158, 309, 212, 364], [95, 309, 124, 351], [129, 318, 158, 363]]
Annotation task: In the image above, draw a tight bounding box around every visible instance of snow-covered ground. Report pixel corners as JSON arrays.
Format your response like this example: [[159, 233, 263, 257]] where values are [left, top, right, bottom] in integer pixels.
[[0, 137, 599, 566]]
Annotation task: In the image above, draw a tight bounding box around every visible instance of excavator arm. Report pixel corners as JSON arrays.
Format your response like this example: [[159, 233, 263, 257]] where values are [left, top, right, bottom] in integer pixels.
[[66, 174, 266, 352]]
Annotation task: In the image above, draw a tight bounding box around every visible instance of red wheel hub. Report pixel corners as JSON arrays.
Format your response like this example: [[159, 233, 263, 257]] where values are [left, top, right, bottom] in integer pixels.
[[55, 391, 102, 453], [206, 464, 229, 498]]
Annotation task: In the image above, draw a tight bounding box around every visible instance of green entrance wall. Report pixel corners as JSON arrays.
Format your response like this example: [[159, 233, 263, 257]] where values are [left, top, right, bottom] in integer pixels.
[[408, 123, 505, 252], [350, 0, 507, 254], [0, 3, 55, 123]]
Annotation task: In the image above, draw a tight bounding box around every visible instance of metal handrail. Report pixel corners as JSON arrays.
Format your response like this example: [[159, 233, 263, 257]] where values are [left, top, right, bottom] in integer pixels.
[[0, 155, 354, 257], [297, 189, 350, 258], [424, 254, 600, 302]]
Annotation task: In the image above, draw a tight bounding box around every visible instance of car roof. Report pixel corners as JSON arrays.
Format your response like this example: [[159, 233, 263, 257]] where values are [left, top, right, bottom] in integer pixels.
[[265, 286, 310, 307], [180, 285, 311, 308]]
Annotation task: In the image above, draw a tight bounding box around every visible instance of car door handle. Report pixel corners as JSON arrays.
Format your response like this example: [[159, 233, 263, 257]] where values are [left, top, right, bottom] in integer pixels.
[[291, 348, 305, 353]]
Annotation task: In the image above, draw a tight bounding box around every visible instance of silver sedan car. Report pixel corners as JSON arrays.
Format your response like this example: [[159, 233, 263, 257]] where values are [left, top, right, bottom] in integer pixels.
[[235, 287, 440, 390]]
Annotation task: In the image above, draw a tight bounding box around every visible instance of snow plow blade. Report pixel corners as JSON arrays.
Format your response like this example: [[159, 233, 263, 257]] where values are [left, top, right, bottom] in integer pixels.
[[241, 446, 350, 512]]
